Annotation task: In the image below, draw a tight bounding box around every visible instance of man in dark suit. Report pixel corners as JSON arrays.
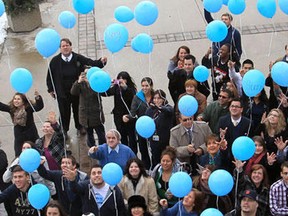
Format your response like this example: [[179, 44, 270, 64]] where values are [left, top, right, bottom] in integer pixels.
[[46, 38, 107, 137], [218, 98, 253, 171]]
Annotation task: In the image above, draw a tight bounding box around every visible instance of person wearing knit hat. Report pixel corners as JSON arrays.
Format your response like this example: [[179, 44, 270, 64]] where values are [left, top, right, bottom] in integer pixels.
[[128, 195, 153, 216]]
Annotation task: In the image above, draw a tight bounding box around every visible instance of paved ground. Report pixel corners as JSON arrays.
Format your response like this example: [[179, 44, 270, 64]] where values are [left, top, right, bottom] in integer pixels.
[[0, 0, 288, 174]]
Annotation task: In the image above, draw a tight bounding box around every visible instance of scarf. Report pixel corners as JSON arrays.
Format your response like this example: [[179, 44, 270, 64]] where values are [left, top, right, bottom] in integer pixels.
[[245, 152, 266, 175], [13, 108, 27, 126]]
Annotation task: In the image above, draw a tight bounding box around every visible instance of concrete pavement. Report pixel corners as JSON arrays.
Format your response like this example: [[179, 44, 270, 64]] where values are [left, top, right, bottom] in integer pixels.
[[0, 0, 288, 172]]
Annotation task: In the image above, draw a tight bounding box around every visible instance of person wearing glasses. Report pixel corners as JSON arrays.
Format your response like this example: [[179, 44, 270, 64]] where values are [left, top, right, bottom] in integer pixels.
[[269, 161, 288, 215], [170, 113, 211, 175], [197, 89, 233, 134], [218, 98, 253, 170]]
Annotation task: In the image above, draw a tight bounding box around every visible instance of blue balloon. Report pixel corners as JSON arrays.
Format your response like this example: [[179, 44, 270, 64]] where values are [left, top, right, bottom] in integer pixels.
[[257, 0, 276, 18], [10, 68, 33, 93], [178, 95, 198, 117], [86, 67, 101, 80], [102, 163, 123, 185], [201, 208, 223, 216], [104, 23, 128, 53], [19, 149, 41, 173], [223, 0, 229, 5], [28, 184, 50, 209], [131, 33, 154, 54], [242, 69, 265, 97], [228, 0, 246, 15], [114, 6, 134, 23], [89, 70, 111, 93], [194, 65, 210, 82], [134, 1, 158, 26], [203, 0, 222, 13], [271, 62, 288, 87], [136, 116, 156, 138], [35, 28, 60, 58], [58, 11, 76, 29], [279, 0, 288, 15], [208, 169, 233, 196], [0, 0, 5, 16], [206, 20, 228, 43], [232, 136, 256, 161], [73, 0, 94, 14], [169, 172, 192, 198]]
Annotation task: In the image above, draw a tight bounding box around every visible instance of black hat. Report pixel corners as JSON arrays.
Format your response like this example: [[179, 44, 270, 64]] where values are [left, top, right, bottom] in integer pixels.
[[241, 189, 258, 201], [128, 195, 147, 211]]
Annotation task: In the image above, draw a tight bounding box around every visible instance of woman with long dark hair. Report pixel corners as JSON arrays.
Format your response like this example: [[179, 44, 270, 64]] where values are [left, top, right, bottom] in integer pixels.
[[0, 91, 44, 156], [146, 89, 174, 167], [123, 77, 154, 169], [118, 158, 159, 215], [104, 71, 137, 152]]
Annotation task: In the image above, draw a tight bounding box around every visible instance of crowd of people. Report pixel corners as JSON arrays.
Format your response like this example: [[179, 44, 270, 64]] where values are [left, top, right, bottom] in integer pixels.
[[1, 8, 288, 216]]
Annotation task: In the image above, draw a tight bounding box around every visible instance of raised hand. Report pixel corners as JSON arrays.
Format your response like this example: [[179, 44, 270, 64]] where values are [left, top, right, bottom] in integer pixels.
[[274, 136, 288, 151]]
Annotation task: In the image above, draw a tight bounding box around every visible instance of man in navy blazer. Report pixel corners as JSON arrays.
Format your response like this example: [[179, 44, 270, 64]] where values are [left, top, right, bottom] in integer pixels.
[[218, 98, 253, 170]]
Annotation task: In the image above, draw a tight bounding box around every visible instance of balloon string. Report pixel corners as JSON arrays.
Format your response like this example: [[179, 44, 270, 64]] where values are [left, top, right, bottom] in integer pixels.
[[267, 19, 276, 57], [148, 28, 152, 78], [210, 42, 217, 96], [26, 96, 44, 126], [194, 0, 207, 25], [239, 14, 246, 59], [46, 58, 68, 158], [4, 43, 11, 71], [234, 169, 240, 209], [246, 97, 253, 136], [177, 9, 188, 43], [112, 188, 119, 216], [147, 139, 153, 173]]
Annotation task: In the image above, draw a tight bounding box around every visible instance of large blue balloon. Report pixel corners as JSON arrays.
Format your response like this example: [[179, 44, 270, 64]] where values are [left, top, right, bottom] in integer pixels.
[[86, 67, 101, 80], [89, 70, 111, 93], [131, 33, 154, 54], [169, 172, 192, 198], [0, 0, 5, 16], [271, 61, 288, 87], [201, 208, 223, 216], [134, 1, 158, 26], [242, 69, 265, 97], [19, 149, 41, 173], [178, 95, 198, 117], [208, 169, 233, 196], [28, 184, 50, 209], [104, 23, 128, 53], [232, 136, 256, 161], [136, 116, 156, 138], [279, 0, 288, 15], [203, 0, 222, 13], [10, 68, 33, 93], [73, 0, 94, 14], [102, 163, 123, 185], [206, 20, 228, 43], [114, 6, 134, 23], [228, 0, 246, 15], [58, 11, 76, 29], [194, 65, 210, 82], [35, 28, 60, 58], [257, 0, 276, 18]]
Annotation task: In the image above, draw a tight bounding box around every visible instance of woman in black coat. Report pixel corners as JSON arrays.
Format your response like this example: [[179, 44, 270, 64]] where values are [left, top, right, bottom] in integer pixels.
[[0, 91, 44, 156], [146, 89, 174, 168], [103, 71, 137, 152]]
